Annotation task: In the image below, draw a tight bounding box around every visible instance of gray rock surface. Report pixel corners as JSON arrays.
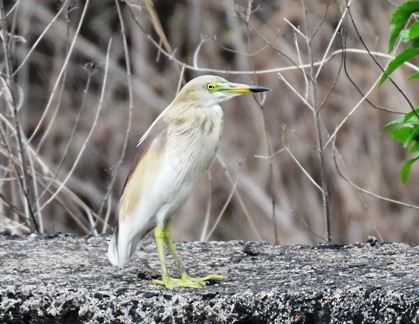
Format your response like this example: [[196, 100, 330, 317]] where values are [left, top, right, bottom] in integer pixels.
[[0, 233, 418, 323]]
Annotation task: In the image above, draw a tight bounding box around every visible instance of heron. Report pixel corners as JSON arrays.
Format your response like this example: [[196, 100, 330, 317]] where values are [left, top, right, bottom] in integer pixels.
[[108, 75, 270, 289]]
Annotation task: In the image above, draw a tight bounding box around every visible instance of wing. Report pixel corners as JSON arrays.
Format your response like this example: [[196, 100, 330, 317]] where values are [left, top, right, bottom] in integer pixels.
[[108, 115, 170, 267], [122, 114, 168, 197]]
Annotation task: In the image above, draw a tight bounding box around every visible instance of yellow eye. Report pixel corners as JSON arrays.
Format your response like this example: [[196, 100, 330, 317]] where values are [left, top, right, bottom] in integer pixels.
[[206, 83, 215, 91]]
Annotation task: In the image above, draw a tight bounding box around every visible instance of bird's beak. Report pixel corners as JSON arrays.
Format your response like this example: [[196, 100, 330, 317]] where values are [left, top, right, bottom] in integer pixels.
[[219, 82, 271, 94]]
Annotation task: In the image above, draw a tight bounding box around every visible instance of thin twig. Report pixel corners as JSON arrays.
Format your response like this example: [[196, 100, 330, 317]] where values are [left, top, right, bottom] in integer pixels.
[[346, 1, 416, 113], [333, 139, 419, 211], [143, 0, 172, 53], [282, 130, 323, 193], [35, 3, 73, 152], [0, 0, 38, 231], [255, 98, 279, 244], [12, 0, 69, 76], [302, 0, 330, 241], [28, 0, 90, 144], [96, 0, 133, 233], [278, 72, 313, 112], [38, 38, 112, 234], [323, 75, 382, 150], [39, 62, 97, 201], [216, 156, 261, 240], [205, 170, 240, 241], [315, 0, 352, 79], [116, 5, 419, 78], [331, 139, 384, 241]]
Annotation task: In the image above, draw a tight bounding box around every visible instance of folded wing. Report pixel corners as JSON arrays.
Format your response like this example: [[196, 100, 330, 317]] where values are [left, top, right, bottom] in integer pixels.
[[108, 116, 170, 267]]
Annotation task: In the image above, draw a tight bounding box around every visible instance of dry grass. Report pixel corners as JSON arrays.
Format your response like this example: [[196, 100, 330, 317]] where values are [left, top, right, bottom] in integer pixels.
[[0, 0, 418, 245]]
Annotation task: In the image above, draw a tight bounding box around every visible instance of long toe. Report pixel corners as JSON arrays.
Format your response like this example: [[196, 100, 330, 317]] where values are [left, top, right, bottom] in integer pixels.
[[196, 274, 227, 284], [152, 277, 204, 290], [152, 274, 227, 290]]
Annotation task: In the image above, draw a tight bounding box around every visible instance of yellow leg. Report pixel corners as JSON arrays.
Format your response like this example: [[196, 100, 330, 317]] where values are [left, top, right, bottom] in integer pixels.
[[153, 223, 169, 283], [151, 221, 227, 290]]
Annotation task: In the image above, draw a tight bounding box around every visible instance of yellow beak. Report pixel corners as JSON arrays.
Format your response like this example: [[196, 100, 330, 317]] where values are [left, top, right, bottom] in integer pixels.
[[220, 82, 270, 94]]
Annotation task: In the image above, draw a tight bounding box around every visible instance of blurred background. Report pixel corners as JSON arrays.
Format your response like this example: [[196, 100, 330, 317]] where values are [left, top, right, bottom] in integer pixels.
[[1, 0, 418, 244]]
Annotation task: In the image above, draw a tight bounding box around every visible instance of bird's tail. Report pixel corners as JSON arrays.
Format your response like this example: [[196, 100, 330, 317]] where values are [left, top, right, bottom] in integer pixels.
[[108, 222, 146, 267], [108, 224, 131, 267]]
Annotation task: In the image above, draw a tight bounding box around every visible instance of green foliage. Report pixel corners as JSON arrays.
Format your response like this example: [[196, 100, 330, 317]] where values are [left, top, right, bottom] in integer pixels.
[[380, 1, 419, 183], [384, 108, 419, 183], [400, 21, 419, 42], [378, 47, 419, 85], [388, 1, 419, 52]]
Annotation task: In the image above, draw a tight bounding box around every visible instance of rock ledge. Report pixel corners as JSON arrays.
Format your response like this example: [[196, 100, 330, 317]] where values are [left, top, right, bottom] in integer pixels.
[[0, 233, 418, 323]]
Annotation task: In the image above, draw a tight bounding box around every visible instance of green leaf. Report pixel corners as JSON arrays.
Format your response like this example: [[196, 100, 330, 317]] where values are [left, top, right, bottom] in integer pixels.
[[413, 38, 419, 48], [400, 21, 419, 42], [389, 126, 413, 145], [408, 141, 419, 153], [389, 1, 419, 52], [406, 124, 419, 145], [408, 71, 419, 80], [402, 107, 419, 123], [400, 154, 419, 183], [384, 108, 419, 131], [384, 117, 406, 131], [400, 29, 410, 42], [379, 47, 419, 86]]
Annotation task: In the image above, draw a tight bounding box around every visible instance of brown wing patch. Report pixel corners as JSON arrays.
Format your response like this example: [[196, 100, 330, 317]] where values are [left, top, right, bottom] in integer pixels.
[[122, 118, 168, 191], [119, 118, 168, 221]]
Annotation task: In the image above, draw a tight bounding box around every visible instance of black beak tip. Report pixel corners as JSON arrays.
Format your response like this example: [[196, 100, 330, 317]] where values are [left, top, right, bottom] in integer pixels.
[[250, 86, 271, 93]]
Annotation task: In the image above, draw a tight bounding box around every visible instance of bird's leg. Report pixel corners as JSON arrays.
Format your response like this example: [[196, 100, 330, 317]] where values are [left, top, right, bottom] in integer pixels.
[[153, 223, 170, 283], [152, 221, 226, 290], [161, 220, 185, 272]]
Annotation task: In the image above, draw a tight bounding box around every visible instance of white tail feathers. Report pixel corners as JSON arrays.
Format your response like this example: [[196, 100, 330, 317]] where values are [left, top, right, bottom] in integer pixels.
[[108, 223, 148, 267], [107, 231, 131, 267]]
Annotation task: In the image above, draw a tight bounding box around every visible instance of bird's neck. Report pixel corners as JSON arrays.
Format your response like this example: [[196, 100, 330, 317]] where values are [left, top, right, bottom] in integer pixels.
[[165, 103, 223, 127]]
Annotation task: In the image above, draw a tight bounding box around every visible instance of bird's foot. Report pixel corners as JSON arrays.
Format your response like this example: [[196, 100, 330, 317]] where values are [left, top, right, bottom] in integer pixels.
[[152, 273, 227, 290]]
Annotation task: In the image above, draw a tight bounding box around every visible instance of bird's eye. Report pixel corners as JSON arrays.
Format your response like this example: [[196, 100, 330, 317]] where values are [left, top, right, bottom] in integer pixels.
[[206, 83, 215, 91]]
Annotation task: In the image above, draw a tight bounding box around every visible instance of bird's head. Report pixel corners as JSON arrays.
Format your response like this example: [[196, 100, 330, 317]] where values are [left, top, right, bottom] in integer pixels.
[[171, 75, 270, 109]]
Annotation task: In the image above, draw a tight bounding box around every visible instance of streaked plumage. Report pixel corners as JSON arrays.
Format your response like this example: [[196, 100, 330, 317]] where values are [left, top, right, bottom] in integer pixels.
[[108, 75, 269, 289]]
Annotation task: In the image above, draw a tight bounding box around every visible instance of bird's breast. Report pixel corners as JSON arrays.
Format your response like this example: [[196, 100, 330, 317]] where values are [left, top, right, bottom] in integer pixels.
[[167, 107, 223, 189]]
